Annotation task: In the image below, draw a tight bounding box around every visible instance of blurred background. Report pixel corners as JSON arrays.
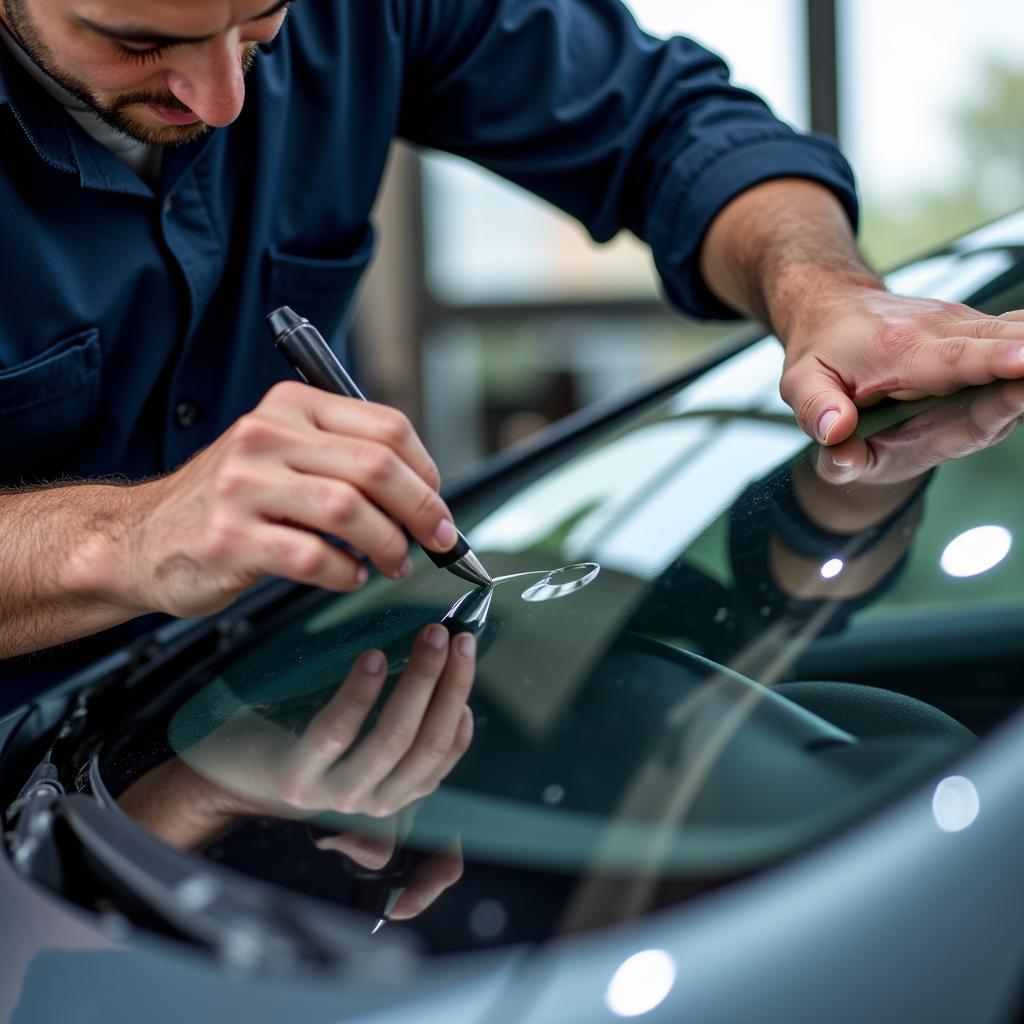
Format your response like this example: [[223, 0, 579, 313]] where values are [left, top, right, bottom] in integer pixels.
[[353, 0, 1024, 479]]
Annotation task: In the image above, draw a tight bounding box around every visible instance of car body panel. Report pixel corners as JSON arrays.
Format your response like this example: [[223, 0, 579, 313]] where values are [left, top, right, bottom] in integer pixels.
[[5, 212, 1024, 1023]]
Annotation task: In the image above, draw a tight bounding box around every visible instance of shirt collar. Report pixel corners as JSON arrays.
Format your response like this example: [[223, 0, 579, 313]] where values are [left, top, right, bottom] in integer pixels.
[[0, 18, 218, 196], [0, 27, 80, 176], [0, 22, 157, 196]]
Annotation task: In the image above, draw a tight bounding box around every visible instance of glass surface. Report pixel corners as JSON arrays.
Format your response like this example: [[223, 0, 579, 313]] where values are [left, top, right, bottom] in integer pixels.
[[840, 0, 1024, 268], [423, 0, 806, 305], [420, 315, 737, 477], [104, 215, 1024, 953]]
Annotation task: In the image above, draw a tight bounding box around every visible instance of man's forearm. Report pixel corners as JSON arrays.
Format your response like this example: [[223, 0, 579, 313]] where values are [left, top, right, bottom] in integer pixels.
[[698, 177, 884, 338], [0, 483, 143, 658], [699, 177, 1024, 449]]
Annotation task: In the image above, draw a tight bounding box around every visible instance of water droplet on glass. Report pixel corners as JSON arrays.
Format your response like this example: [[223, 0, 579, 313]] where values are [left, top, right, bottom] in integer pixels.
[[175, 875, 218, 912], [469, 898, 508, 940], [542, 784, 565, 805], [714, 607, 728, 624], [759, 606, 771, 617]]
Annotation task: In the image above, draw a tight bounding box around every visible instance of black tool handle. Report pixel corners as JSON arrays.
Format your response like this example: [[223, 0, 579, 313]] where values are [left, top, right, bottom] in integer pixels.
[[267, 306, 472, 571], [267, 306, 366, 399]]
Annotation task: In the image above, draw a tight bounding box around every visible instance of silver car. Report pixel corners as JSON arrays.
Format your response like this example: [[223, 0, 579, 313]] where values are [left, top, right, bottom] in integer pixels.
[[4, 211, 1024, 1024]]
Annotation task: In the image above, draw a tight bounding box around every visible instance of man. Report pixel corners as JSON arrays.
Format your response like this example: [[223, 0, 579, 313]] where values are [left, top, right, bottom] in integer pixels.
[[1, 0, 1023, 706]]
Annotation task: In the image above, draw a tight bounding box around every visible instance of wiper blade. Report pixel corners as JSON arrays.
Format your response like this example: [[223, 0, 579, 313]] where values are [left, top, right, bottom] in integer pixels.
[[5, 731, 419, 976], [51, 792, 420, 975]]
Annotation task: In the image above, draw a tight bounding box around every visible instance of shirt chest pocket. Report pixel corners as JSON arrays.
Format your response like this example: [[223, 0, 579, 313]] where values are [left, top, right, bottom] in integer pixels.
[[264, 225, 376, 355], [0, 327, 102, 485]]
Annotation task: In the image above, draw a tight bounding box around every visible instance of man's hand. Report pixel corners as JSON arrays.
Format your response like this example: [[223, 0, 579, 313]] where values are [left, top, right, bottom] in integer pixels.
[[315, 830, 464, 923], [118, 623, 477, 844], [780, 288, 1024, 447], [108, 381, 458, 620], [699, 178, 1024, 446], [815, 379, 1024, 488], [0, 383, 459, 657]]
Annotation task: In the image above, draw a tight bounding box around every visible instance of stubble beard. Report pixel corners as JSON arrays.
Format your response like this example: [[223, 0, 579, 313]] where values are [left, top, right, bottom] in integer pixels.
[[2, 0, 256, 146]]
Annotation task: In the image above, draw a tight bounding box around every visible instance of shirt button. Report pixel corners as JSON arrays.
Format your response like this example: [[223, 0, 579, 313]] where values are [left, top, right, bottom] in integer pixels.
[[174, 400, 199, 429], [163, 193, 177, 215]]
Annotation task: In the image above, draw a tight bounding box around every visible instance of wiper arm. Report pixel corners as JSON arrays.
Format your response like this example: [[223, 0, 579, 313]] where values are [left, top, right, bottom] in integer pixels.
[[52, 793, 418, 975], [5, 738, 418, 976], [4, 692, 89, 885]]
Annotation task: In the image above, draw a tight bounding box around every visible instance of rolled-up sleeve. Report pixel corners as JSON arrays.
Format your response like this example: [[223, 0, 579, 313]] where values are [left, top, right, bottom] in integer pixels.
[[396, 0, 858, 319]]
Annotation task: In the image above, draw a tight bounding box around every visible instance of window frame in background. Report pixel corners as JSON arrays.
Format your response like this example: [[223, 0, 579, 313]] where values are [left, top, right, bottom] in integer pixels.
[[358, 3, 840, 469]]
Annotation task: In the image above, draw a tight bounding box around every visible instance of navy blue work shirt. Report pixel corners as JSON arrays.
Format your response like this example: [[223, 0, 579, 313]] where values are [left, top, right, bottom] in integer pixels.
[[0, 0, 857, 700]]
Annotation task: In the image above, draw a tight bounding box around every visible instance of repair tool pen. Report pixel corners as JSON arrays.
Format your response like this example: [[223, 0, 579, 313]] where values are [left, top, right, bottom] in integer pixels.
[[347, 842, 424, 935], [266, 306, 493, 588]]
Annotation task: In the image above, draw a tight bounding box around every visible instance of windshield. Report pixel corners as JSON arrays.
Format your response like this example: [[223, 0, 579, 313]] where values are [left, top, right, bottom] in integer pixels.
[[101, 215, 1024, 952]]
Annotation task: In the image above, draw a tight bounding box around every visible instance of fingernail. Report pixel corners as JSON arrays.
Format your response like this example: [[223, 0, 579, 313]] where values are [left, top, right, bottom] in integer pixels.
[[396, 557, 413, 579], [364, 651, 385, 675], [425, 624, 447, 651], [433, 519, 456, 550], [356, 566, 369, 585], [817, 410, 840, 443], [456, 633, 476, 659]]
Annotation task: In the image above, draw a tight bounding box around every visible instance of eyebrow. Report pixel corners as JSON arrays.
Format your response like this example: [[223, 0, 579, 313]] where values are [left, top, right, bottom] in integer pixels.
[[77, 0, 292, 46]]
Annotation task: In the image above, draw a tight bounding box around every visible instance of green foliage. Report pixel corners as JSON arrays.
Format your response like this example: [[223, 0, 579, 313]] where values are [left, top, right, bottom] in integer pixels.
[[861, 57, 1024, 270]]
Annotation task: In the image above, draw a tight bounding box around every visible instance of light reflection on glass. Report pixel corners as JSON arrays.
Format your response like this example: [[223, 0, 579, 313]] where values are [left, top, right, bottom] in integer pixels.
[[605, 949, 677, 1018], [931, 776, 980, 833], [469, 898, 508, 940], [820, 557, 845, 580], [939, 526, 1012, 578]]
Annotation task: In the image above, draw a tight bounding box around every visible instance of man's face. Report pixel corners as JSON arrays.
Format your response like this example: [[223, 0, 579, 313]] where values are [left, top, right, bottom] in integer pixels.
[[0, 0, 290, 144]]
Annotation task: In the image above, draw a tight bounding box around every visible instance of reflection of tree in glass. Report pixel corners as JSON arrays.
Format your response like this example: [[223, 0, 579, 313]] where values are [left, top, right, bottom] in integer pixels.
[[863, 57, 1024, 269]]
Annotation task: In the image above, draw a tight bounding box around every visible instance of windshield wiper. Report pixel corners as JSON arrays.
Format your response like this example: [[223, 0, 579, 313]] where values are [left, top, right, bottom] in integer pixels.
[[54, 788, 418, 975], [4, 700, 419, 976]]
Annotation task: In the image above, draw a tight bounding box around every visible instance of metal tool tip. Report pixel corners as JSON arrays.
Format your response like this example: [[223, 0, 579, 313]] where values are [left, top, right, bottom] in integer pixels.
[[447, 550, 493, 588]]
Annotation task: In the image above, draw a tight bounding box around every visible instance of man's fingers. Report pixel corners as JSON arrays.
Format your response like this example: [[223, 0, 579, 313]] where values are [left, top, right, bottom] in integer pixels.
[[215, 412, 456, 573], [315, 828, 397, 871], [949, 378, 1024, 454], [248, 522, 369, 592], [412, 707, 475, 798], [264, 382, 442, 491], [283, 649, 390, 804], [370, 633, 477, 813], [814, 433, 871, 485], [971, 376, 1024, 418], [954, 318, 1024, 342], [389, 838, 464, 921], [327, 624, 452, 811], [780, 362, 859, 446], [814, 380, 1024, 488], [907, 335, 1024, 394], [283, 436, 457, 560], [254, 467, 412, 579]]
